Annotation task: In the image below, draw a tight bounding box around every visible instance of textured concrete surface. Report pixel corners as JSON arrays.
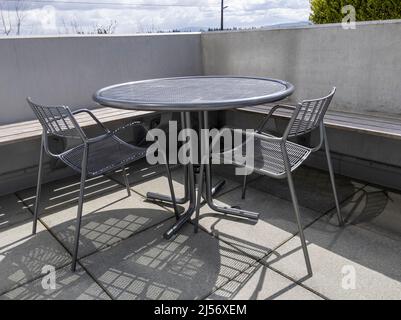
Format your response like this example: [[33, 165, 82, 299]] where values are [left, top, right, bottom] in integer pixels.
[[245, 167, 364, 213], [203, 22, 401, 190], [0, 194, 32, 231], [265, 188, 401, 300], [0, 220, 71, 295], [129, 164, 241, 200], [202, 21, 401, 116], [81, 222, 257, 300], [208, 262, 322, 300], [18, 178, 175, 259], [17, 174, 122, 216], [1, 166, 401, 300], [0, 33, 202, 124], [198, 189, 320, 259], [40, 190, 174, 259], [0, 265, 110, 300]]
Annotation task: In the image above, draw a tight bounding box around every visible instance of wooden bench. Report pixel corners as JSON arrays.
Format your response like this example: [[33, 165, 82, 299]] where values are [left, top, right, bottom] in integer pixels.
[[0, 107, 158, 146], [0, 107, 162, 196], [238, 104, 401, 140]]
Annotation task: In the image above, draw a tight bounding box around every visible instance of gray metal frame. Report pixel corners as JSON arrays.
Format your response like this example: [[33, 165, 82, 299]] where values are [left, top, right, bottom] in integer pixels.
[[161, 111, 260, 240], [93, 76, 295, 112], [94, 76, 296, 240], [219, 88, 344, 276], [27, 98, 178, 272]]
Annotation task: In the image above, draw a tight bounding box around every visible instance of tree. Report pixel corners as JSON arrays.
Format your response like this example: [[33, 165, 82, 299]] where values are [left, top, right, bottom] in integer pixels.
[[0, 5, 12, 35], [310, 0, 401, 24], [61, 19, 117, 35], [0, 0, 26, 35]]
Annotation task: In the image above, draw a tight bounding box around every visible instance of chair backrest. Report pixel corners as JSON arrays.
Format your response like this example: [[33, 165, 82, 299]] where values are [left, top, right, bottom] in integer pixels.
[[286, 88, 336, 138], [27, 98, 85, 140]]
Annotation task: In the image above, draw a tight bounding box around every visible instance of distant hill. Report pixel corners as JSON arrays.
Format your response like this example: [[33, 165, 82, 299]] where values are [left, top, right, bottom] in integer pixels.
[[172, 22, 312, 33], [263, 21, 312, 29], [177, 26, 208, 32]]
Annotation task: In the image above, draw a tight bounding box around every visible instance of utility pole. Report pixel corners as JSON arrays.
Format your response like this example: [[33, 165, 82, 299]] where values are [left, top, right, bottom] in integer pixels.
[[220, 0, 228, 30]]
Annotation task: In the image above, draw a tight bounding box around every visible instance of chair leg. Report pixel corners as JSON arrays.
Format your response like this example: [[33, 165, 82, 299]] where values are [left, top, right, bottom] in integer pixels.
[[71, 146, 88, 272], [286, 170, 313, 276], [241, 175, 247, 199], [32, 137, 45, 235], [323, 128, 344, 226], [282, 146, 312, 275], [194, 164, 205, 233], [121, 166, 131, 196], [165, 163, 179, 220]]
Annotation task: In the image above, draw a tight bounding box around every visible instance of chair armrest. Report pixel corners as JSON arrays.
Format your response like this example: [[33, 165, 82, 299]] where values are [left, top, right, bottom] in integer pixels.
[[272, 104, 297, 110], [86, 133, 112, 144], [257, 104, 297, 132], [243, 130, 284, 144], [208, 127, 283, 160], [111, 121, 144, 135], [112, 121, 149, 147], [85, 121, 146, 145], [72, 109, 110, 133]]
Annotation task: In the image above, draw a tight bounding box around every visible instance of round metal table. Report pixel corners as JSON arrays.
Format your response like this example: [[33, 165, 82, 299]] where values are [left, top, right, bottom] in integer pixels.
[[94, 76, 295, 239]]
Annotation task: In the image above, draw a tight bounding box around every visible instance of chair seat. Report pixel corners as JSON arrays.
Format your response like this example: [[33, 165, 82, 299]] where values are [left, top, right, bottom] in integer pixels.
[[216, 134, 311, 178], [59, 134, 147, 177]]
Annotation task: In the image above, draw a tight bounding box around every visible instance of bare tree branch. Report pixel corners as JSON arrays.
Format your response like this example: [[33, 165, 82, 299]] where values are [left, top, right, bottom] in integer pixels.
[[0, 3, 12, 35], [14, 0, 27, 35], [0, 0, 26, 36], [60, 19, 118, 34]]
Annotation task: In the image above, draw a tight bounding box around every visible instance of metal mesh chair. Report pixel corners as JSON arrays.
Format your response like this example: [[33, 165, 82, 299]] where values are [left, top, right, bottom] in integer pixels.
[[212, 88, 343, 276], [27, 98, 178, 271]]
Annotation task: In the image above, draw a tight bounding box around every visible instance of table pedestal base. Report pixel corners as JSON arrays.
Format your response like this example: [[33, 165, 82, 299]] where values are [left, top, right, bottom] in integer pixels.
[[147, 111, 260, 240]]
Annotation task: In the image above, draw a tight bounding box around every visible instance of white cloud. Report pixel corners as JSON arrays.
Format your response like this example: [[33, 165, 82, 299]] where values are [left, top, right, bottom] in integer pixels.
[[2, 0, 311, 35]]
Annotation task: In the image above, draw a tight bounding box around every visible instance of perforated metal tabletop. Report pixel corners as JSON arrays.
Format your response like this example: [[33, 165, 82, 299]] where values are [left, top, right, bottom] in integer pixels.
[[94, 76, 295, 111]]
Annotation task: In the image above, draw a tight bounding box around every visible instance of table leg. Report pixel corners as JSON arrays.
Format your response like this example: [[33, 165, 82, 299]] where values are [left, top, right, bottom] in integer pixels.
[[202, 111, 260, 221], [147, 113, 189, 205], [164, 112, 197, 240], [147, 165, 225, 205], [147, 111, 225, 206], [164, 111, 259, 240], [146, 166, 189, 204]]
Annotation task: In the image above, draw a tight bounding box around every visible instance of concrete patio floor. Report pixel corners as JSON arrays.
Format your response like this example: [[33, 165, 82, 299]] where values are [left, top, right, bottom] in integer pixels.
[[1, 160, 401, 300]]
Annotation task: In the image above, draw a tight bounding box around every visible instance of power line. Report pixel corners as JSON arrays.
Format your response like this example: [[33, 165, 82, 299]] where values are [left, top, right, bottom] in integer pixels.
[[0, 0, 221, 8]]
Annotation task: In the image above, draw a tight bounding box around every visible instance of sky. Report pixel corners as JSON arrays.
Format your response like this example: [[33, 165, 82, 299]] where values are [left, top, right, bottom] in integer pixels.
[[0, 0, 312, 35]]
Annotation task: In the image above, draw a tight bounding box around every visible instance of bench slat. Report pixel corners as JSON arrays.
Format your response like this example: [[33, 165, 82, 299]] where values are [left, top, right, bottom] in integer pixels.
[[0, 110, 136, 138], [0, 107, 157, 146], [239, 104, 401, 140]]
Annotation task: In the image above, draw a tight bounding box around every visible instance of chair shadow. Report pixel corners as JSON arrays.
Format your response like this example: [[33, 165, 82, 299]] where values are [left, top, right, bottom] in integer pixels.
[[0, 264, 109, 300], [52, 207, 174, 259], [207, 182, 401, 291], [8, 160, 398, 300], [1, 205, 257, 300], [0, 223, 72, 297], [16, 160, 168, 219], [134, 164, 400, 297], [241, 165, 363, 213], [58, 208, 252, 300]]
